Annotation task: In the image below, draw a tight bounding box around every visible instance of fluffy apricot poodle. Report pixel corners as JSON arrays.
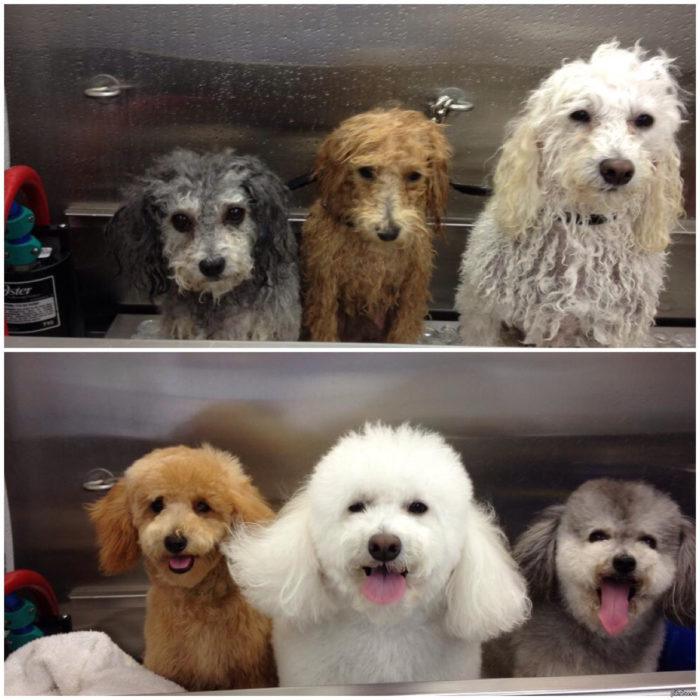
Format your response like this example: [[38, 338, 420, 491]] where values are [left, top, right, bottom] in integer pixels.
[[86, 444, 277, 691], [301, 108, 452, 343]]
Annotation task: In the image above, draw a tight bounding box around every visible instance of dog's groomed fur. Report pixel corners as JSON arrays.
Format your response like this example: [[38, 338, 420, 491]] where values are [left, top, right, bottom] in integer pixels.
[[502, 479, 695, 677], [456, 41, 685, 347], [86, 445, 277, 691], [107, 149, 301, 340], [223, 423, 529, 686], [301, 109, 451, 343]]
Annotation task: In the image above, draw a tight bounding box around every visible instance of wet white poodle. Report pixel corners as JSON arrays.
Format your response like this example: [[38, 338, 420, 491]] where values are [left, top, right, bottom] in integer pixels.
[[456, 41, 685, 347], [223, 423, 529, 687]]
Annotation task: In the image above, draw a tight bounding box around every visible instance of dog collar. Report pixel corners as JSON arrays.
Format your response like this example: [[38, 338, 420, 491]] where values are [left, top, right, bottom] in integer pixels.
[[563, 212, 610, 226]]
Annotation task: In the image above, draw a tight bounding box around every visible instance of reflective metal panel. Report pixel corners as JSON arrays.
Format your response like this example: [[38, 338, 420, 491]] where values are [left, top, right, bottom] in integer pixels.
[[4, 5, 696, 328], [4, 5, 696, 220], [4, 351, 695, 668]]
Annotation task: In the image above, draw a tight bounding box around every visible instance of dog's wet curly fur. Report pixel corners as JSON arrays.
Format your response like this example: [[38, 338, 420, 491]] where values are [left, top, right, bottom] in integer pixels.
[[86, 445, 278, 691], [301, 109, 451, 343], [107, 149, 301, 340], [484, 478, 695, 678], [456, 41, 685, 347], [224, 423, 529, 686]]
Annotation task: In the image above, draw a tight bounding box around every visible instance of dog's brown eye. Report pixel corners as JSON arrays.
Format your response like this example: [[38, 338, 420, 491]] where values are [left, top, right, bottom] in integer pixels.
[[194, 500, 211, 514], [588, 529, 609, 543], [348, 502, 366, 513], [406, 171, 422, 182], [407, 501, 428, 515], [224, 206, 245, 225], [634, 113, 654, 128], [358, 167, 374, 180], [639, 535, 657, 549], [570, 109, 591, 123], [171, 213, 194, 233], [150, 497, 164, 514]]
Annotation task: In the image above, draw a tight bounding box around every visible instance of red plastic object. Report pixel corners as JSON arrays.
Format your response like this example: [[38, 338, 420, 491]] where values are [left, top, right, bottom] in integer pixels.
[[4, 165, 50, 335], [4, 165, 50, 227], [5, 569, 60, 617]]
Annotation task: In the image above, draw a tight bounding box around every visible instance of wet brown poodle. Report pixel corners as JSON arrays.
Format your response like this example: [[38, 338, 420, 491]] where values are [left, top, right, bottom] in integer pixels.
[[301, 108, 451, 343]]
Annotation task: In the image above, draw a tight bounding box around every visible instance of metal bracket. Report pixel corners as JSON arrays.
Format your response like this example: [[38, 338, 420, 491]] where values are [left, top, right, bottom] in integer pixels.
[[84, 74, 130, 100], [429, 88, 474, 124], [82, 468, 117, 492]]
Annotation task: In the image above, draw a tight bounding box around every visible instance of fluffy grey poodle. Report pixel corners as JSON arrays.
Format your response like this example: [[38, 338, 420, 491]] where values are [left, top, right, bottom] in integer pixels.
[[107, 149, 301, 340], [485, 479, 695, 677], [455, 42, 685, 347]]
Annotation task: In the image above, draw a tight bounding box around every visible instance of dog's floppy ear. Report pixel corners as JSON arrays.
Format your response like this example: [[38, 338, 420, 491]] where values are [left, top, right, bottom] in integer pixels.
[[633, 51, 685, 253], [223, 488, 336, 623], [424, 121, 452, 237], [662, 515, 695, 626], [242, 158, 295, 287], [445, 502, 530, 641], [106, 188, 169, 299], [85, 479, 140, 575], [513, 504, 565, 601], [312, 128, 353, 215], [229, 479, 276, 525], [490, 115, 542, 239], [633, 142, 683, 252]]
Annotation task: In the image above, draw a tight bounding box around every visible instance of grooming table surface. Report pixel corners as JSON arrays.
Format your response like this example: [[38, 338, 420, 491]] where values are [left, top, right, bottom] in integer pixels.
[[5, 315, 695, 348], [186, 670, 695, 695]]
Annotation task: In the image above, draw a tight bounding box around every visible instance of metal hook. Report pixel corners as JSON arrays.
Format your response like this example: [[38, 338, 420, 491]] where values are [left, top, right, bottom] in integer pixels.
[[428, 89, 474, 124], [84, 74, 130, 100], [82, 468, 117, 492]]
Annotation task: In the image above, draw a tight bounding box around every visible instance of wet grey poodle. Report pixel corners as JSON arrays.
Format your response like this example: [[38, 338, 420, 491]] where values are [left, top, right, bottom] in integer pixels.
[[107, 149, 301, 340], [485, 479, 695, 678]]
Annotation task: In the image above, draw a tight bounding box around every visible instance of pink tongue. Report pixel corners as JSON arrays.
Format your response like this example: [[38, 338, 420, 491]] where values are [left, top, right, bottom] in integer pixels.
[[597, 580, 630, 636], [168, 555, 193, 571], [361, 567, 406, 604]]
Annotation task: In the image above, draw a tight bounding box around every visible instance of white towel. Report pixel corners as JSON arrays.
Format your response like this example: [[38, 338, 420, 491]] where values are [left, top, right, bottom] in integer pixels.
[[4, 630, 184, 695]]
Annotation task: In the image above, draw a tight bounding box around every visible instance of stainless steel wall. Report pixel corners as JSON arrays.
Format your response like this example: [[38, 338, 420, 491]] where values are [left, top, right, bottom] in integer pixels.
[[4, 5, 696, 323], [4, 351, 695, 660]]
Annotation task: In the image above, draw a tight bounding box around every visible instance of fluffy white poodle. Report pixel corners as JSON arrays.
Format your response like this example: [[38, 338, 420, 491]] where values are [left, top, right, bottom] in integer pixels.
[[455, 41, 685, 347], [223, 423, 529, 687]]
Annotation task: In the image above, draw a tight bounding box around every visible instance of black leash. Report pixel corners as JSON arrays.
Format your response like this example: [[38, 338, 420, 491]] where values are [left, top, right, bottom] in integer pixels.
[[449, 181, 492, 197], [285, 171, 316, 191], [285, 171, 492, 197]]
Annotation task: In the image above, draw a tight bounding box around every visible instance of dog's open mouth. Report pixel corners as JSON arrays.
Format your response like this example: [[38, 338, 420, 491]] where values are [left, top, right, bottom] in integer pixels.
[[168, 555, 195, 574], [596, 577, 636, 636], [360, 564, 407, 605]]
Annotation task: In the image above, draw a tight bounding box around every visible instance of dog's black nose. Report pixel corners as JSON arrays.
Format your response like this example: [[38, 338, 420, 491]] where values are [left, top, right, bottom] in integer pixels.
[[377, 225, 401, 242], [599, 158, 635, 186], [612, 554, 636, 574], [368, 534, 401, 562], [199, 256, 226, 278], [164, 534, 188, 553]]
